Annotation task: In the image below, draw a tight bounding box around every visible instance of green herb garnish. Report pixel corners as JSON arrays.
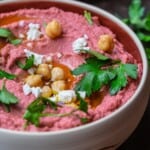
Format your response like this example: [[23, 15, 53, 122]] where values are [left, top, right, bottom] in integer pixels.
[[0, 28, 12, 38], [0, 81, 19, 112], [123, 0, 150, 63], [72, 55, 138, 96], [23, 95, 89, 127], [80, 49, 109, 60], [109, 64, 138, 95], [17, 55, 34, 70], [0, 69, 16, 80], [0, 28, 22, 45], [10, 39, 22, 45], [84, 10, 93, 25], [23, 97, 57, 126], [76, 91, 88, 112], [80, 117, 89, 124]]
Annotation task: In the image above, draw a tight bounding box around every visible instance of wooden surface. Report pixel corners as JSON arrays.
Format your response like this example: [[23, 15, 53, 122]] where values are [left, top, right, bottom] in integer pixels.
[[78, 0, 150, 150]]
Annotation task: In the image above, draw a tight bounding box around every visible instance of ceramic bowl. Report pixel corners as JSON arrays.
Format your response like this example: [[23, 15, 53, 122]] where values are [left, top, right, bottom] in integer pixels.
[[0, 0, 149, 150]]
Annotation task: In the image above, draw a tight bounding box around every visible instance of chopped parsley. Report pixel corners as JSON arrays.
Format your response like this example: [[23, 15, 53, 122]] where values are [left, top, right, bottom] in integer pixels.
[[80, 49, 109, 60], [123, 0, 150, 63], [0, 69, 16, 80], [17, 55, 34, 70], [0, 28, 22, 45], [76, 91, 88, 113], [23, 97, 57, 126], [23, 95, 89, 127], [0, 81, 19, 112], [80, 117, 89, 124], [84, 10, 93, 25], [72, 54, 138, 96]]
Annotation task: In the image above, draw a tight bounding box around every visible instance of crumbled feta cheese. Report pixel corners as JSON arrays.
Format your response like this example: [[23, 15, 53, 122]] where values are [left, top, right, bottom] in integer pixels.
[[26, 42, 33, 48], [31, 87, 42, 98], [24, 49, 43, 66], [45, 56, 52, 63], [78, 91, 86, 99], [49, 90, 76, 104], [56, 52, 62, 58], [19, 33, 25, 38], [27, 68, 35, 74], [72, 34, 90, 53], [49, 96, 57, 102], [22, 83, 42, 98], [57, 90, 76, 103], [27, 23, 42, 41], [23, 84, 32, 95], [19, 21, 25, 27]]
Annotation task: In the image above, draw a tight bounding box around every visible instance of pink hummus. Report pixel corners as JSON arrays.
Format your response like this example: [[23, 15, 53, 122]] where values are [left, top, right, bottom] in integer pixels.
[[0, 7, 142, 132]]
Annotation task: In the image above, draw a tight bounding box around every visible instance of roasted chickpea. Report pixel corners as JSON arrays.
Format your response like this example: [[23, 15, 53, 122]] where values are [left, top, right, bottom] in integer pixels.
[[36, 64, 51, 80], [25, 74, 43, 87], [45, 20, 62, 39], [51, 67, 65, 81], [41, 86, 52, 98], [51, 80, 66, 94], [98, 34, 114, 52]]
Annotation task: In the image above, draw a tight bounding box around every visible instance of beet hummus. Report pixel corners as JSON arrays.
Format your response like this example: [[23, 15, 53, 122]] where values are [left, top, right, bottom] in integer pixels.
[[0, 7, 142, 132]]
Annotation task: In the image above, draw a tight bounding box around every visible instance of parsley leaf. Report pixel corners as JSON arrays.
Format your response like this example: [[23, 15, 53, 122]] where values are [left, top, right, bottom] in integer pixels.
[[0, 28, 22, 46], [75, 72, 96, 97], [146, 48, 150, 63], [17, 55, 34, 70], [10, 39, 22, 45], [0, 69, 16, 80], [84, 10, 93, 25], [76, 92, 88, 112], [0, 28, 12, 38], [93, 70, 116, 92], [80, 117, 89, 124], [128, 0, 144, 26], [72, 56, 138, 96], [110, 64, 137, 95], [137, 32, 150, 42], [23, 97, 57, 126], [0, 82, 19, 112], [79, 49, 109, 61], [122, 0, 150, 63]]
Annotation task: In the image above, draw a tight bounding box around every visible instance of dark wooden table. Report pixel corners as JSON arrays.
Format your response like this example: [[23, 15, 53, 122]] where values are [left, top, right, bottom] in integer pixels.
[[78, 0, 150, 149]]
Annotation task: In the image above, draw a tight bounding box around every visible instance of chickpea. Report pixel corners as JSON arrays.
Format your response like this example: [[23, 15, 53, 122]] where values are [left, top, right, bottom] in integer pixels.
[[45, 20, 62, 39], [51, 67, 65, 81], [36, 64, 51, 80], [25, 74, 43, 87], [98, 34, 114, 52], [41, 86, 52, 98], [51, 80, 66, 94]]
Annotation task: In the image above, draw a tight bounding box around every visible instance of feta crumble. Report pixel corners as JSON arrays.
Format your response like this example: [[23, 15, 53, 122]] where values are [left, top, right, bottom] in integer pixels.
[[49, 90, 76, 104], [27, 68, 35, 74], [19, 33, 25, 38], [24, 49, 44, 66], [23, 84, 42, 98], [27, 23, 42, 41], [72, 34, 90, 53], [57, 90, 76, 103], [78, 91, 86, 99], [19, 20, 25, 27]]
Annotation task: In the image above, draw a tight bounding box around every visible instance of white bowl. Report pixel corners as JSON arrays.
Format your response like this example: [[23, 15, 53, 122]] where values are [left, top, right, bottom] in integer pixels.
[[0, 0, 149, 150]]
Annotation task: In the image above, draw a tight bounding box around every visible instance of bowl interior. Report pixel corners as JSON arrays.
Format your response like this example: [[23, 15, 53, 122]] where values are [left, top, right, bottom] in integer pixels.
[[0, 0, 147, 135]]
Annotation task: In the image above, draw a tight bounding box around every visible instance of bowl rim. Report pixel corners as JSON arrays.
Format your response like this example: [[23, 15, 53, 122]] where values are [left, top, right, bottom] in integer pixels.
[[0, 0, 148, 136]]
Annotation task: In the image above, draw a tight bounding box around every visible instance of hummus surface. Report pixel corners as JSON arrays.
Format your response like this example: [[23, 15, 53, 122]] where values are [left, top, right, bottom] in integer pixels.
[[0, 7, 141, 132]]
